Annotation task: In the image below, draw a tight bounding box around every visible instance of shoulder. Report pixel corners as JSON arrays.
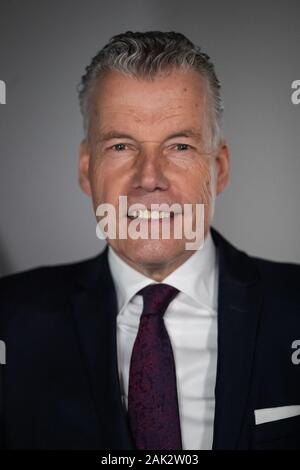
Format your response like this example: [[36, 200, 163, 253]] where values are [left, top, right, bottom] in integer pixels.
[[211, 226, 300, 303], [251, 255, 300, 298], [0, 257, 92, 298], [239, 255, 300, 319], [0, 249, 108, 325]]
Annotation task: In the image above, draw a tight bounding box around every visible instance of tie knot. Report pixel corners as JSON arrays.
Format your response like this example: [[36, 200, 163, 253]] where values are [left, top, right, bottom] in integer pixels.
[[138, 283, 179, 317]]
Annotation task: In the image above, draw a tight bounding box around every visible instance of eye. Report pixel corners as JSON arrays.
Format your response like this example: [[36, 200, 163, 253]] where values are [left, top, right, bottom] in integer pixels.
[[175, 143, 191, 151], [112, 143, 127, 151]]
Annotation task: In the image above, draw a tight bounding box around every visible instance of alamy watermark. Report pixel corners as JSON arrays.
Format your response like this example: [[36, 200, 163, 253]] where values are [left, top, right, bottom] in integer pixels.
[[291, 340, 300, 365], [0, 80, 6, 104], [291, 80, 300, 105], [0, 340, 6, 365], [95, 196, 205, 250]]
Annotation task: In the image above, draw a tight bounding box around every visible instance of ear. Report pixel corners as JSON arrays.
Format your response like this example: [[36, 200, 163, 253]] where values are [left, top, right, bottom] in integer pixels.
[[79, 139, 92, 197], [215, 141, 230, 195]]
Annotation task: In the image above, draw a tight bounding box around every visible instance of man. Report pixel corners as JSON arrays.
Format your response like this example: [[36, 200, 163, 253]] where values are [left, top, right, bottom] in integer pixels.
[[0, 31, 300, 450]]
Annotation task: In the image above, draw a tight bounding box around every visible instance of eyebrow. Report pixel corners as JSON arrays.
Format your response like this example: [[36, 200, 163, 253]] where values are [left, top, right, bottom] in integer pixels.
[[96, 129, 203, 144], [96, 131, 134, 143], [165, 130, 203, 141]]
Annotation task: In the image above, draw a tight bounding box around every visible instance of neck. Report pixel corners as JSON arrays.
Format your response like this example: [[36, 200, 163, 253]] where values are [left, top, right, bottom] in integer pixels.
[[116, 249, 198, 282]]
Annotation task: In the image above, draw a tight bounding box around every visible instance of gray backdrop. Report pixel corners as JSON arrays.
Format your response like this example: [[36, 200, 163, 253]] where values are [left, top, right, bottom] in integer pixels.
[[0, 0, 299, 277]]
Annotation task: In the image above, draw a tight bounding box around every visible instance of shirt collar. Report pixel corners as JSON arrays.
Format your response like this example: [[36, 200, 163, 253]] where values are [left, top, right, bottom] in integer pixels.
[[108, 228, 218, 314]]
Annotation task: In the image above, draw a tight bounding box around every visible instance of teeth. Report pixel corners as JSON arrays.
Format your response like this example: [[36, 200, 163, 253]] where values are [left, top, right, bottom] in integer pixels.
[[128, 210, 172, 219]]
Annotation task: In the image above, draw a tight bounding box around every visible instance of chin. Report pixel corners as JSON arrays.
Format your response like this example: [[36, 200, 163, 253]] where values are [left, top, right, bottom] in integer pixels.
[[114, 239, 187, 270]]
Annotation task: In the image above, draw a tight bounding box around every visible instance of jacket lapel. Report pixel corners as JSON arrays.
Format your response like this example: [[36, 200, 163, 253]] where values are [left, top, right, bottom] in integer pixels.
[[211, 228, 263, 449], [70, 246, 134, 449]]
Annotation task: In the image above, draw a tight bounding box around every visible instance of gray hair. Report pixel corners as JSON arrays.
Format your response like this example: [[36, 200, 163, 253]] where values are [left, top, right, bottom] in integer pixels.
[[78, 31, 224, 150]]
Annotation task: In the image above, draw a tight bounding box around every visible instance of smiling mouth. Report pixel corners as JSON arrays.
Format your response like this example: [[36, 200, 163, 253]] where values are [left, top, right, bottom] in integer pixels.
[[127, 209, 177, 220]]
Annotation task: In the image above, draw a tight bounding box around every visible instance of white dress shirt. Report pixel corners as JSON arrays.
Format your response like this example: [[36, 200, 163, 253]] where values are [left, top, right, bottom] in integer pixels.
[[108, 229, 219, 450]]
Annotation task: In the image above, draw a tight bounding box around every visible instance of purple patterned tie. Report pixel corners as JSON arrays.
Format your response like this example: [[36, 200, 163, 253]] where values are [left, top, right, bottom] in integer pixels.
[[127, 283, 182, 450]]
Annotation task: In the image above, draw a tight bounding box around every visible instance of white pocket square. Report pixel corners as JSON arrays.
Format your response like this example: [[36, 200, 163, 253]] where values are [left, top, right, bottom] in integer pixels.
[[255, 405, 300, 425]]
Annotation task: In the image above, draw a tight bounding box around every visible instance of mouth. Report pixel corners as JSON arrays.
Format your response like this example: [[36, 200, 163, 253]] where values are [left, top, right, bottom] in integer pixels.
[[127, 209, 178, 220]]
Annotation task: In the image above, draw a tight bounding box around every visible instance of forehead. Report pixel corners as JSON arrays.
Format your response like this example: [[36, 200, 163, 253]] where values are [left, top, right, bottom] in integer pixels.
[[89, 69, 207, 129]]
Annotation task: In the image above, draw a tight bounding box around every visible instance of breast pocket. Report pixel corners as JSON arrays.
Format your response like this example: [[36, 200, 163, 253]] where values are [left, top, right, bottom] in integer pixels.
[[251, 415, 300, 449]]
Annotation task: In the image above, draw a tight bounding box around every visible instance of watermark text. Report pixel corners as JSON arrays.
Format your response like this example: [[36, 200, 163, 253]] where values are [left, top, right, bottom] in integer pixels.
[[0, 80, 6, 104]]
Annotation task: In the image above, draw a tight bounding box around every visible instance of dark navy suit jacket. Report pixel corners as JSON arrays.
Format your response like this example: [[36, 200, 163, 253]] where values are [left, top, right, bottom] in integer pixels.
[[0, 227, 300, 449]]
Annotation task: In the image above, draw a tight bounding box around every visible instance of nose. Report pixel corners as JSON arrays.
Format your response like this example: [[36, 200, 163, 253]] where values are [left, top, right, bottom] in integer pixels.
[[132, 146, 169, 193]]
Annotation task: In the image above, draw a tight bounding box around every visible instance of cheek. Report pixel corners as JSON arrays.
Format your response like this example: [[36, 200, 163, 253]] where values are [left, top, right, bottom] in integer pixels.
[[177, 160, 213, 201], [89, 160, 130, 207]]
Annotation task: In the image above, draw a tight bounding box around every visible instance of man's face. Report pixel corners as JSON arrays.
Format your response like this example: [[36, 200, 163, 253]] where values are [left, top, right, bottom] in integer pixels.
[[79, 69, 230, 280]]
